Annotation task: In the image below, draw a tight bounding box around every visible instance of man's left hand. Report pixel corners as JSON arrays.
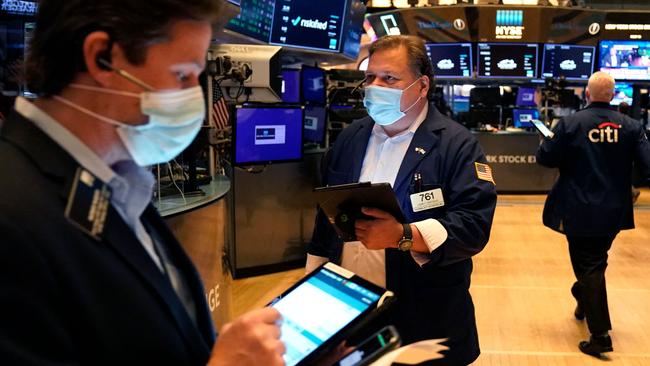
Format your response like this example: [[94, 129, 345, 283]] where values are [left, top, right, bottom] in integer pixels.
[[355, 207, 402, 250]]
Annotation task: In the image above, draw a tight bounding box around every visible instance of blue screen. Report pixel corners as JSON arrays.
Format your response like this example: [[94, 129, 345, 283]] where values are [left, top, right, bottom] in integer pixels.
[[599, 40, 650, 81], [425, 43, 473, 79], [611, 83, 633, 106], [234, 106, 303, 165], [302, 66, 326, 104], [304, 106, 327, 143], [542, 44, 595, 80], [269, 0, 347, 52], [478, 43, 538, 79], [282, 69, 301, 103], [513, 109, 540, 128], [516, 87, 537, 107]]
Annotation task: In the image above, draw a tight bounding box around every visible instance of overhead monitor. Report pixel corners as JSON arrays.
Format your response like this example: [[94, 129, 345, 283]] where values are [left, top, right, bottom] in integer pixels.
[[304, 105, 327, 144], [599, 40, 650, 81], [516, 87, 537, 106], [478, 43, 538, 79], [425, 43, 473, 79], [611, 83, 633, 106], [233, 105, 304, 166], [542, 44, 595, 80], [513, 108, 540, 128], [282, 69, 301, 103], [224, 0, 274, 42], [301, 65, 327, 104]]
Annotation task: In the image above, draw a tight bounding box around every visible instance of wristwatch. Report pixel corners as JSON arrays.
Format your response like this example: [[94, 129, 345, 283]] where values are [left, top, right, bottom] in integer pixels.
[[397, 224, 413, 252]]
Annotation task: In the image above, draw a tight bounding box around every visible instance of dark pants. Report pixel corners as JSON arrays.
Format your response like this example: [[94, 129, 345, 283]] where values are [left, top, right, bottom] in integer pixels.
[[567, 234, 616, 335]]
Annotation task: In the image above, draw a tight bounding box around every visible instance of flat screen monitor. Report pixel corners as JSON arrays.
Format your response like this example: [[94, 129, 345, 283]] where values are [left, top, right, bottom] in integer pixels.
[[478, 43, 538, 79], [542, 44, 595, 80], [516, 87, 537, 106], [282, 69, 301, 103], [425, 43, 473, 79], [304, 106, 327, 143], [224, 0, 274, 42], [611, 83, 633, 106], [269, 0, 348, 52], [469, 87, 501, 106], [513, 108, 540, 128], [233, 105, 304, 165], [301, 66, 327, 104], [599, 40, 650, 81]]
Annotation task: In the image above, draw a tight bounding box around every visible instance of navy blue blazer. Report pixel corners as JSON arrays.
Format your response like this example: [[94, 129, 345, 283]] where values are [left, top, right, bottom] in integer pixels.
[[537, 102, 650, 236], [0, 112, 215, 365], [309, 104, 497, 365]]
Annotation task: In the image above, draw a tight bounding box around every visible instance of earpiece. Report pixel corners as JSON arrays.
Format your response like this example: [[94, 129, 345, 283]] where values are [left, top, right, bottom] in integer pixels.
[[96, 48, 113, 71]]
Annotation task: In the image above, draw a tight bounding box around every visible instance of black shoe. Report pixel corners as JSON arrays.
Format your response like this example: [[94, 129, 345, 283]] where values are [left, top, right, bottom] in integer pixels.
[[579, 334, 613, 357], [574, 305, 585, 321]]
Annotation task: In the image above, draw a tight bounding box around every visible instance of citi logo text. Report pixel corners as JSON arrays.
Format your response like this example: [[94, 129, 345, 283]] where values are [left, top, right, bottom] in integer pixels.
[[588, 122, 620, 143]]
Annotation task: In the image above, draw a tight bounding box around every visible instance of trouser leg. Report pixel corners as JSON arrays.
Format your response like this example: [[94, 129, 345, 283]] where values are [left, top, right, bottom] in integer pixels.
[[567, 234, 616, 335]]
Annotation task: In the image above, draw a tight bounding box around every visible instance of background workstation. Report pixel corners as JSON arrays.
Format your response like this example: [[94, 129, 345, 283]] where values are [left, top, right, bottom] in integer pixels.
[[2, 0, 650, 364]]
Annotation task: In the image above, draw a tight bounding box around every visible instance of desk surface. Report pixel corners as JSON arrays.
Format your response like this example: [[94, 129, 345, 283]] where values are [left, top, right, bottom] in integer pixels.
[[154, 175, 230, 218]]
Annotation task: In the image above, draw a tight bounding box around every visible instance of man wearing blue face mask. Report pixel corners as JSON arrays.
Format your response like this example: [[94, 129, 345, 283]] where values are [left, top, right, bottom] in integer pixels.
[[307, 35, 497, 365], [0, 1, 285, 365]]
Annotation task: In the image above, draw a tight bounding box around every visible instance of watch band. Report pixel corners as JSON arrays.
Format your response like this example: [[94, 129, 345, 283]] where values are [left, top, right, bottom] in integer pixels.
[[402, 223, 412, 240]]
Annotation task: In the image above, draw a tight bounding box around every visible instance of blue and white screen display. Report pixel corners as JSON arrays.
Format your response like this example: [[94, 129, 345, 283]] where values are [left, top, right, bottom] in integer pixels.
[[271, 268, 381, 366], [513, 108, 540, 128], [599, 40, 650, 81], [234, 107, 303, 165], [516, 87, 537, 107], [611, 83, 633, 106], [304, 106, 327, 143], [478, 43, 538, 79], [301, 66, 326, 104], [425, 43, 473, 79], [542, 44, 595, 80], [282, 69, 301, 103], [269, 0, 347, 52]]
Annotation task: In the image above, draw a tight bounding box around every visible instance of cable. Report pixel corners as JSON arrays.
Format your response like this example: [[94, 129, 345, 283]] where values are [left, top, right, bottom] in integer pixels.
[[166, 162, 187, 204]]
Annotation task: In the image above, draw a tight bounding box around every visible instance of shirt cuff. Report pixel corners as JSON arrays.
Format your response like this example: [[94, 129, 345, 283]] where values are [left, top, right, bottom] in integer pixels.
[[306, 254, 329, 274], [410, 219, 448, 267]]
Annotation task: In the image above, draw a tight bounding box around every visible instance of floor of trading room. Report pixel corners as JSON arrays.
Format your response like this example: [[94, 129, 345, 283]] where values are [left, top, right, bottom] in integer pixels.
[[233, 189, 650, 366]]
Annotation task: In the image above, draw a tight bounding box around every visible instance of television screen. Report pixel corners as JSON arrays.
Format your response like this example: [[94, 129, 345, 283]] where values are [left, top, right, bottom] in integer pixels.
[[304, 106, 327, 143], [516, 87, 537, 107], [542, 44, 595, 80], [611, 83, 633, 106], [425, 43, 473, 79], [269, 0, 348, 52], [302, 66, 326, 104], [599, 40, 650, 81], [478, 43, 538, 79], [469, 87, 501, 106], [282, 69, 301, 103], [233, 105, 304, 165], [513, 108, 540, 128], [224, 0, 274, 42]]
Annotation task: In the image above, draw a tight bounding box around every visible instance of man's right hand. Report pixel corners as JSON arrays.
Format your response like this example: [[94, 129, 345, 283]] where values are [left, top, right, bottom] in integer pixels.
[[207, 307, 285, 366]]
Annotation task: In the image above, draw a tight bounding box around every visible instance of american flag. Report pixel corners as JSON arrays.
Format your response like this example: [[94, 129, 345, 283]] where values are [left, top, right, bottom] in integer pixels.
[[475, 162, 495, 184], [211, 78, 230, 130]]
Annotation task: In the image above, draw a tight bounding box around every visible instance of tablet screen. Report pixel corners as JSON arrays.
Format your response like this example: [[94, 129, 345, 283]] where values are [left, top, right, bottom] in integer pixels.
[[270, 263, 385, 366], [531, 119, 554, 138]]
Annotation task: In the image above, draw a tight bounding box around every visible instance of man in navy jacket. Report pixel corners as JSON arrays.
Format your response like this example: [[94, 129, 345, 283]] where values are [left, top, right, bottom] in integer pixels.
[[307, 35, 497, 366], [537, 71, 650, 358]]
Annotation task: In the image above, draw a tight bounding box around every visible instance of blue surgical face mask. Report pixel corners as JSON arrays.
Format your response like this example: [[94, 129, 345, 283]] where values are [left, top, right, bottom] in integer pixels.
[[363, 78, 422, 126], [54, 68, 205, 166]]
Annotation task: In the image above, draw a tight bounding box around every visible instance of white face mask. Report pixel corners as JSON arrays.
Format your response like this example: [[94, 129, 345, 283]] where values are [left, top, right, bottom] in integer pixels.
[[54, 71, 205, 166]]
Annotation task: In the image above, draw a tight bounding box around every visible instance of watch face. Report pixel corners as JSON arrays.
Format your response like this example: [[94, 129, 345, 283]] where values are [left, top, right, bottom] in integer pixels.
[[398, 239, 413, 251]]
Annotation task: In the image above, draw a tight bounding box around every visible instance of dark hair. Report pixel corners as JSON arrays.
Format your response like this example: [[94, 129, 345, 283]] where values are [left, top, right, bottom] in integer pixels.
[[618, 101, 630, 116], [26, 0, 223, 96], [368, 35, 435, 100]]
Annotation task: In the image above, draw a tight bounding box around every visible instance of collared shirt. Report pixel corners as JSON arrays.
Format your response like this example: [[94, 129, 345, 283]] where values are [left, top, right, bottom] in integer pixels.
[[13, 97, 197, 322], [339, 103, 448, 287]]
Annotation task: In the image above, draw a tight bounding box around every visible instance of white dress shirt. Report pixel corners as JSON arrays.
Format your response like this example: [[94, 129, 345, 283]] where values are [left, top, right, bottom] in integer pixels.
[[307, 103, 448, 287]]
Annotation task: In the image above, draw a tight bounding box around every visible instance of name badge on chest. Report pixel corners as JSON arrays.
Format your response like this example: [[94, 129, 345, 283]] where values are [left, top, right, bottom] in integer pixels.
[[410, 188, 445, 212], [64, 168, 112, 241]]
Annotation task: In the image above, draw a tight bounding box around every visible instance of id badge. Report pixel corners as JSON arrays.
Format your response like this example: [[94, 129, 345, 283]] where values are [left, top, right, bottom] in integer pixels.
[[64, 168, 112, 241], [409, 188, 444, 212]]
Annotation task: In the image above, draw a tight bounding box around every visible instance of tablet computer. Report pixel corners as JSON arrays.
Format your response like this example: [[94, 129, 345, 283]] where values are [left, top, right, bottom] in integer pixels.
[[314, 182, 405, 241], [531, 119, 555, 139], [268, 262, 394, 366]]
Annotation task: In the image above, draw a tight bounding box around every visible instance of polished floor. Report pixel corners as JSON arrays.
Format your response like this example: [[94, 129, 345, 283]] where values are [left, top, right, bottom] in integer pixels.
[[233, 189, 650, 365]]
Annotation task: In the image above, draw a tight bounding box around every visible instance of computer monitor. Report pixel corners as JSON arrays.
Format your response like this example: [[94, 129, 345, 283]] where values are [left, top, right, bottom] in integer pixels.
[[512, 109, 540, 128], [233, 105, 304, 166], [516, 87, 537, 107], [425, 43, 473, 79], [611, 83, 633, 106], [542, 44, 595, 80], [469, 107, 501, 128], [470, 87, 501, 106], [478, 43, 538, 79], [282, 69, 301, 103], [302, 65, 327, 105], [599, 40, 650, 81], [224, 0, 274, 42], [304, 106, 328, 144]]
